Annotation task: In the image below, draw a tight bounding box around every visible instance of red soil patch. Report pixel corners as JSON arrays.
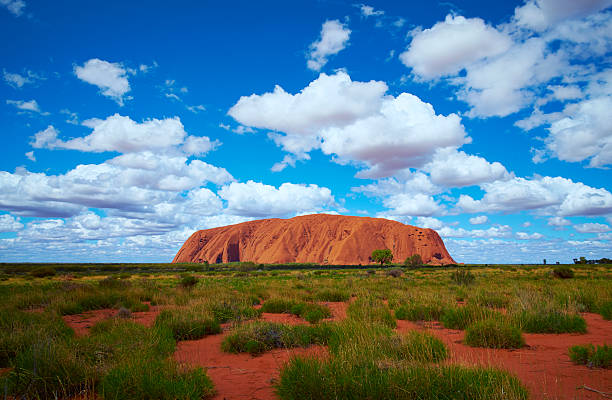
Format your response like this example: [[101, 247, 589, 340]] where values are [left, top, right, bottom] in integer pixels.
[[396, 313, 612, 400], [174, 330, 327, 400], [62, 305, 161, 336]]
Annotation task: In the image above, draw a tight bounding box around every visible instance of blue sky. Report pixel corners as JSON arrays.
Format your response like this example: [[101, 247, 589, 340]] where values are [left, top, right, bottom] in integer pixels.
[[1, 0, 611, 263]]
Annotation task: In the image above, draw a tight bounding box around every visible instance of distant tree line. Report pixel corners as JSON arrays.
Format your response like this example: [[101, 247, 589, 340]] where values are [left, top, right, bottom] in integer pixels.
[[573, 257, 612, 264]]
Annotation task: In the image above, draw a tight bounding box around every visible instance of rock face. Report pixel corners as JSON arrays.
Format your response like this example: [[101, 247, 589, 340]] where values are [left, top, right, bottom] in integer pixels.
[[173, 214, 455, 265]]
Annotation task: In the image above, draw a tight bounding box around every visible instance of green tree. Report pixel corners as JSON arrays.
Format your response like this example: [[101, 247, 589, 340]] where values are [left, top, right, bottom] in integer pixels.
[[371, 249, 393, 266], [404, 254, 423, 268]]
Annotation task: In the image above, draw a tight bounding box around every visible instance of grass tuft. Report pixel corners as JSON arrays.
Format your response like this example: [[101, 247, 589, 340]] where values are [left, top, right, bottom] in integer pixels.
[[465, 319, 525, 349], [569, 344, 611, 368]]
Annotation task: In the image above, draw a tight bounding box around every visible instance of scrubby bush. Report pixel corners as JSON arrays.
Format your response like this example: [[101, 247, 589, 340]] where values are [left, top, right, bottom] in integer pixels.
[[404, 254, 423, 268], [386, 269, 403, 278], [395, 303, 443, 321], [440, 306, 497, 330], [154, 309, 220, 340], [569, 344, 611, 368], [210, 300, 260, 323], [221, 321, 332, 355], [514, 310, 586, 333], [315, 289, 350, 302], [451, 269, 475, 285], [290, 303, 332, 324], [600, 301, 612, 320], [179, 275, 198, 288], [465, 319, 524, 349], [30, 266, 56, 278], [553, 266, 574, 279], [261, 298, 298, 313]]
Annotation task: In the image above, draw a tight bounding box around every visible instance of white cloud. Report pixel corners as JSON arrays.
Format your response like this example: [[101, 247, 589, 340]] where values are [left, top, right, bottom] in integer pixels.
[[400, 14, 512, 79], [74, 59, 131, 105], [360, 4, 384, 17], [0, 214, 23, 232], [457, 176, 612, 216], [544, 95, 612, 168], [6, 99, 48, 115], [382, 193, 443, 217], [229, 71, 469, 177], [438, 225, 512, 239], [516, 231, 544, 239], [574, 222, 611, 233], [24, 151, 35, 161], [424, 148, 510, 187], [307, 20, 351, 71], [548, 216, 571, 227], [513, 0, 612, 31], [3, 69, 43, 88], [415, 216, 444, 230], [31, 114, 218, 156], [469, 215, 489, 225], [187, 104, 206, 113], [0, 0, 25, 16], [218, 180, 336, 217]]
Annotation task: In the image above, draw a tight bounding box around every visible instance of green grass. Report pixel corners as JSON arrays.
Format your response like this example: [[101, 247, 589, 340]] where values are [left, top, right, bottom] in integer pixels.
[[154, 308, 221, 340], [210, 300, 261, 323], [314, 288, 350, 302], [347, 297, 396, 328], [569, 344, 612, 368], [440, 305, 498, 330], [99, 358, 214, 400], [277, 358, 528, 400], [261, 299, 332, 323], [395, 303, 443, 321], [221, 321, 332, 355], [599, 301, 612, 320], [514, 310, 586, 333], [465, 319, 525, 349]]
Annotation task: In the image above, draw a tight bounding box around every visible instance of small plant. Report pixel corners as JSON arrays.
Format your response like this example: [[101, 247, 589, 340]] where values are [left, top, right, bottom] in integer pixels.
[[30, 266, 56, 278], [117, 307, 132, 319], [371, 249, 393, 265], [569, 344, 611, 368], [260, 298, 298, 313], [179, 275, 198, 288], [600, 301, 612, 320], [395, 303, 443, 321], [552, 266, 574, 279], [465, 319, 524, 349], [440, 305, 497, 330], [154, 309, 220, 340], [404, 254, 423, 268], [386, 269, 403, 278], [315, 289, 350, 302], [347, 297, 396, 328], [451, 269, 475, 285], [514, 310, 586, 333]]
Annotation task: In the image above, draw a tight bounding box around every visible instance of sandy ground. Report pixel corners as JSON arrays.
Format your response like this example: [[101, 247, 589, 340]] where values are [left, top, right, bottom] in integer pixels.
[[60, 302, 612, 400]]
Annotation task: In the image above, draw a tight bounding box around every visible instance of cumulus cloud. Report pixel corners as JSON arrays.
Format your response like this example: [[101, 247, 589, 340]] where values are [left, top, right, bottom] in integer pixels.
[[359, 4, 384, 17], [3, 69, 44, 88], [74, 59, 131, 105], [469, 215, 489, 225], [548, 216, 571, 227], [574, 222, 611, 232], [0, 0, 25, 16], [382, 193, 443, 217], [229, 71, 469, 177], [307, 20, 351, 71], [415, 216, 444, 230], [438, 224, 512, 239], [0, 214, 23, 232], [400, 14, 512, 79], [6, 99, 48, 115], [31, 114, 218, 156], [24, 151, 35, 161], [218, 180, 336, 217], [457, 176, 612, 216], [424, 148, 510, 187], [513, 0, 612, 31], [516, 231, 544, 239]]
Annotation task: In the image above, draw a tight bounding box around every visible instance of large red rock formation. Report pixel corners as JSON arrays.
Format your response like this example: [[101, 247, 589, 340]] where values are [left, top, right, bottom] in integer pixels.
[[173, 214, 455, 265]]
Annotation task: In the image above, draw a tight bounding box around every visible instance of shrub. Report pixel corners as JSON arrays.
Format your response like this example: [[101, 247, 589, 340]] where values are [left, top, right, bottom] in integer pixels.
[[210, 300, 260, 323], [600, 301, 612, 320], [99, 358, 215, 400], [277, 358, 528, 400], [569, 344, 612, 368], [221, 321, 331, 355], [30, 266, 56, 278], [348, 297, 396, 328], [371, 249, 393, 265], [451, 269, 475, 285], [395, 303, 443, 321], [386, 269, 403, 278], [179, 275, 198, 288], [99, 276, 130, 289], [260, 298, 298, 313], [315, 289, 350, 302], [440, 306, 498, 330], [404, 254, 423, 268], [553, 266, 574, 279], [465, 319, 524, 349], [117, 307, 132, 319], [514, 310, 586, 333], [290, 303, 332, 324], [155, 309, 220, 340]]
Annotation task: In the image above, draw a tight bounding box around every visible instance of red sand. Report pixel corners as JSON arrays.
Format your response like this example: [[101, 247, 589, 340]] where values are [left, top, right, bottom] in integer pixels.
[[62, 304, 160, 336], [396, 313, 612, 400]]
